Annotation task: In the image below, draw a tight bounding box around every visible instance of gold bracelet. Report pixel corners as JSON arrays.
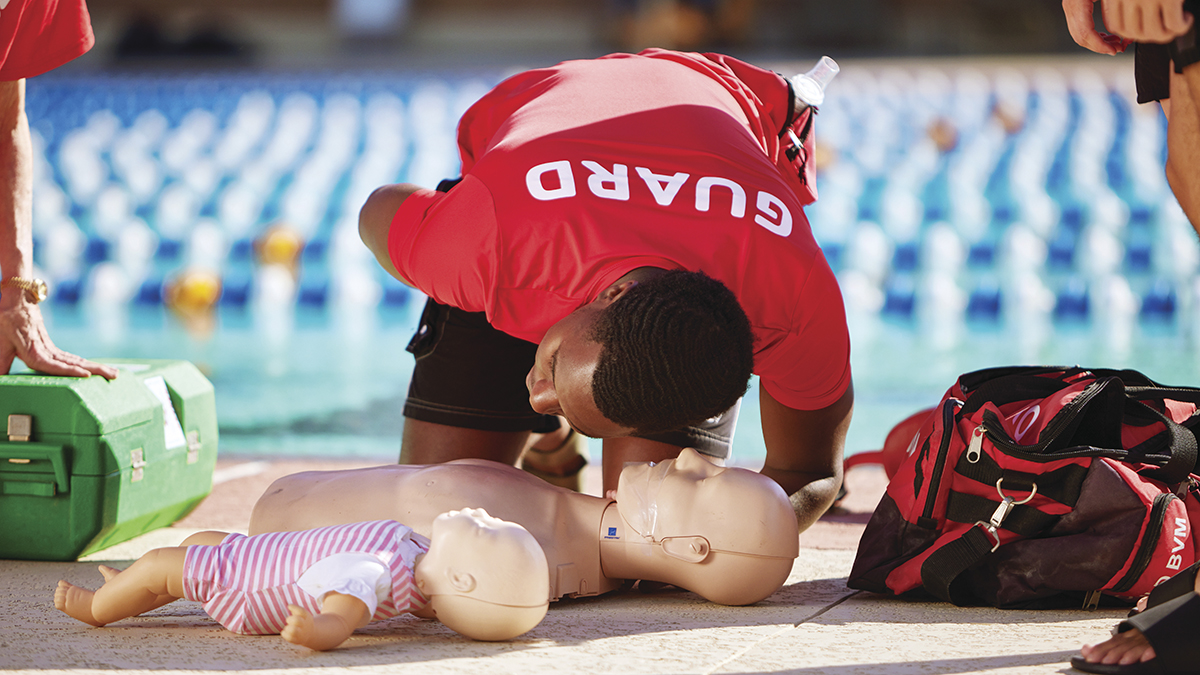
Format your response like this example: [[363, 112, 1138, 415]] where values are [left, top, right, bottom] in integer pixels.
[[1, 277, 49, 303]]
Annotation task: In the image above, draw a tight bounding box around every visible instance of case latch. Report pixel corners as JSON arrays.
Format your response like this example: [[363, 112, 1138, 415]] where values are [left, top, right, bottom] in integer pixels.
[[7, 414, 31, 442], [186, 430, 201, 465], [131, 448, 147, 482]]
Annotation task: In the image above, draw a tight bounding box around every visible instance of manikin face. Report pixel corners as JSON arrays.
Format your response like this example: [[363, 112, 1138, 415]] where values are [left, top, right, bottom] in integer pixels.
[[525, 298, 635, 439], [415, 508, 547, 608], [615, 448, 798, 559], [615, 447, 729, 541]]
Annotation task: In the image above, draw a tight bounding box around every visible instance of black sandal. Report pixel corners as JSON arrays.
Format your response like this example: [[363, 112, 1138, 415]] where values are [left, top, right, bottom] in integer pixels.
[[520, 428, 588, 492], [1144, 561, 1200, 612], [1070, 592, 1200, 674]]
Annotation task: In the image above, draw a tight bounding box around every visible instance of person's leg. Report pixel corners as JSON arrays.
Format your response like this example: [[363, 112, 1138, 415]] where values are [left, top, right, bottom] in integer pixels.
[[400, 298, 560, 467], [55, 546, 189, 626], [401, 419, 529, 465]]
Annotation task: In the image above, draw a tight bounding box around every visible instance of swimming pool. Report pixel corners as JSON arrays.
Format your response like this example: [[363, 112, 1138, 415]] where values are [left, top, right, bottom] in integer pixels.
[[22, 56, 1200, 466]]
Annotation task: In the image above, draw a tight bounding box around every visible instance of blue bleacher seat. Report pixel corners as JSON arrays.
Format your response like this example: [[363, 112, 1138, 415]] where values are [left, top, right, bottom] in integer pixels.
[[134, 278, 164, 305], [53, 278, 81, 305], [1053, 280, 1089, 322], [1140, 279, 1176, 322], [219, 276, 252, 308], [966, 285, 1002, 322]]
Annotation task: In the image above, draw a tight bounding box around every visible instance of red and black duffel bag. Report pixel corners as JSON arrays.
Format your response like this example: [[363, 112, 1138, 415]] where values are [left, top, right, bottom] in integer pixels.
[[848, 365, 1200, 609]]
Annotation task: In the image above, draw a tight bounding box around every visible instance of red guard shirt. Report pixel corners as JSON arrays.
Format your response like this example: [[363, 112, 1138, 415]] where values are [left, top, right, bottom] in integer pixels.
[[388, 49, 851, 411], [0, 0, 93, 81]]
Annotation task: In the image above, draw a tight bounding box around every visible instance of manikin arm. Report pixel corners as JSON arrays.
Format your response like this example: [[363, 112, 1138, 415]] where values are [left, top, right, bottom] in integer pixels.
[[0, 79, 116, 379], [758, 381, 854, 532], [358, 182, 425, 286], [281, 595, 371, 651]]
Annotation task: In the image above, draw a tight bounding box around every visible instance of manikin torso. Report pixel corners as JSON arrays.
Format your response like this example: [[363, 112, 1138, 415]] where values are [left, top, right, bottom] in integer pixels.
[[249, 450, 800, 606], [249, 459, 622, 600]]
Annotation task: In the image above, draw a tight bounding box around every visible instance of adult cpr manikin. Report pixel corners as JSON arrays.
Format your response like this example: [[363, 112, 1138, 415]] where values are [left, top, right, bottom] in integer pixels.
[[250, 448, 799, 606]]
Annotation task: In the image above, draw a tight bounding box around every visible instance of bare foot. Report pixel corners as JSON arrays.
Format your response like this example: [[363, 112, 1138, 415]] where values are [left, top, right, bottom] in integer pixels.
[[1079, 629, 1157, 666], [98, 565, 121, 583], [54, 580, 104, 627]]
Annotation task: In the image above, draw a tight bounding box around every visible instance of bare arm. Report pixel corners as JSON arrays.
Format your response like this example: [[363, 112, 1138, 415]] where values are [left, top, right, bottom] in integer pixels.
[[0, 79, 115, 379], [1165, 65, 1200, 231], [358, 183, 426, 286], [758, 382, 854, 532], [280, 593, 370, 651]]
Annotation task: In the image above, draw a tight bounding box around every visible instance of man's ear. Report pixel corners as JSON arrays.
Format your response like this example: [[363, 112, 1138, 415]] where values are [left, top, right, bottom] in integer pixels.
[[598, 280, 639, 304], [660, 536, 710, 563]]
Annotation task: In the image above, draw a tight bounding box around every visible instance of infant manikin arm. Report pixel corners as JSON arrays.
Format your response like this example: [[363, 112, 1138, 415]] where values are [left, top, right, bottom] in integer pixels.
[[285, 552, 390, 650], [281, 593, 371, 651], [296, 552, 390, 617]]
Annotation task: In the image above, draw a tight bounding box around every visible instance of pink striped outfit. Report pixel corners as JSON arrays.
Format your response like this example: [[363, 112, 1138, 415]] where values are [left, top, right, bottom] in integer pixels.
[[182, 520, 429, 635]]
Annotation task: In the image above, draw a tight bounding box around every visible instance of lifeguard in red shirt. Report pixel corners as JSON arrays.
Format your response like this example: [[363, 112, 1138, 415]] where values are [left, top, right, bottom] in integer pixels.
[[359, 49, 853, 532], [0, 0, 118, 380]]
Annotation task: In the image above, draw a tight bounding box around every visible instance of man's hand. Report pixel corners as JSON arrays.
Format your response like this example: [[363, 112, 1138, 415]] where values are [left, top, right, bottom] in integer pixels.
[[0, 296, 117, 378], [1065, 0, 1137, 53], [1064, 0, 1137, 53], [1103, 0, 1194, 43], [758, 382, 854, 532]]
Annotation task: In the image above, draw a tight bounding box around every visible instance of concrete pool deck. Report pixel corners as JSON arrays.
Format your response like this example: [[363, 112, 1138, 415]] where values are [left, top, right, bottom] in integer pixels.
[[1, 460, 1122, 674]]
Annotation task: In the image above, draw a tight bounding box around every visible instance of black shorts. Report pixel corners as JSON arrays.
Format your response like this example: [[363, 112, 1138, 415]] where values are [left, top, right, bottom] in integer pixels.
[[401, 297, 739, 460], [1135, 42, 1171, 104]]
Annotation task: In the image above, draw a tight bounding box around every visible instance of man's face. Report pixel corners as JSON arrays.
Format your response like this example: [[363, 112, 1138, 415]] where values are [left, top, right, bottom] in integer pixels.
[[526, 303, 635, 439]]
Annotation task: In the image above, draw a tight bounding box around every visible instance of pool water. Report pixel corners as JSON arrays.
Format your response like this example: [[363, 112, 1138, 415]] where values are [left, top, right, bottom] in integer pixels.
[[20, 55, 1200, 466], [38, 300, 1200, 466]]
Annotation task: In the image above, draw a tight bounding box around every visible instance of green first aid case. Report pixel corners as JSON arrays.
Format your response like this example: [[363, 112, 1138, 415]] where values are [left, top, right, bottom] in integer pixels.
[[0, 359, 217, 560]]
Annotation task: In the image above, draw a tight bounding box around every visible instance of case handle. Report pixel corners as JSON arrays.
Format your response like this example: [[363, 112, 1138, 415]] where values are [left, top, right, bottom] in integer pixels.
[[0, 442, 69, 496]]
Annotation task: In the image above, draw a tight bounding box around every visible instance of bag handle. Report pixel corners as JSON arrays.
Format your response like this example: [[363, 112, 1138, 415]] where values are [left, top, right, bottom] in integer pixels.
[[920, 526, 997, 605], [921, 479, 1043, 606], [1126, 398, 1198, 484]]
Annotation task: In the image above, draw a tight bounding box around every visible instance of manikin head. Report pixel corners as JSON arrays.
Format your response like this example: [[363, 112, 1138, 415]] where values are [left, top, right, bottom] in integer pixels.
[[612, 448, 800, 606], [526, 269, 755, 438], [414, 508, 550, 641]]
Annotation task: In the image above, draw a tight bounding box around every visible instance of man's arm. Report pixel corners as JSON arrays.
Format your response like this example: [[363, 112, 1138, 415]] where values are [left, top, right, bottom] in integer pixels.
[[1165, 57, 1200, 231], [0, 79, 115, 378], [758, 381, 854, 532], [358, 182, 425, 286]]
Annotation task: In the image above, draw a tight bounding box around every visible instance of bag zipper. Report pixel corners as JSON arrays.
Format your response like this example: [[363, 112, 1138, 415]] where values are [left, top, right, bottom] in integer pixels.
[[921, 398, 963, 521], [1110, 492, 1176, 594], [968, 380, 1111, 462]]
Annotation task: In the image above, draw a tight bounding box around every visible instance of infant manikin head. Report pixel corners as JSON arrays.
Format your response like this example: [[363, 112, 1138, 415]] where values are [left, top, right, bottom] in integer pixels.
[[415, 508, 550, 641], [615, 447, 800, 605]]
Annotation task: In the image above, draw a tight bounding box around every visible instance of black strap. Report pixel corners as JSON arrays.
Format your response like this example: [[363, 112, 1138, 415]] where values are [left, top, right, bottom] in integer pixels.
[[1130, 398, 1198, 484], [954, 447, 1090, 506], [944, 491, 1061, 536], [920, 526, 996, 605]]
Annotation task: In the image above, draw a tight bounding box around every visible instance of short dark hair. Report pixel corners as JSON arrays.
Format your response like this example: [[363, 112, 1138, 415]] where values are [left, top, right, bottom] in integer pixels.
[[588, 270, 754, 435]]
